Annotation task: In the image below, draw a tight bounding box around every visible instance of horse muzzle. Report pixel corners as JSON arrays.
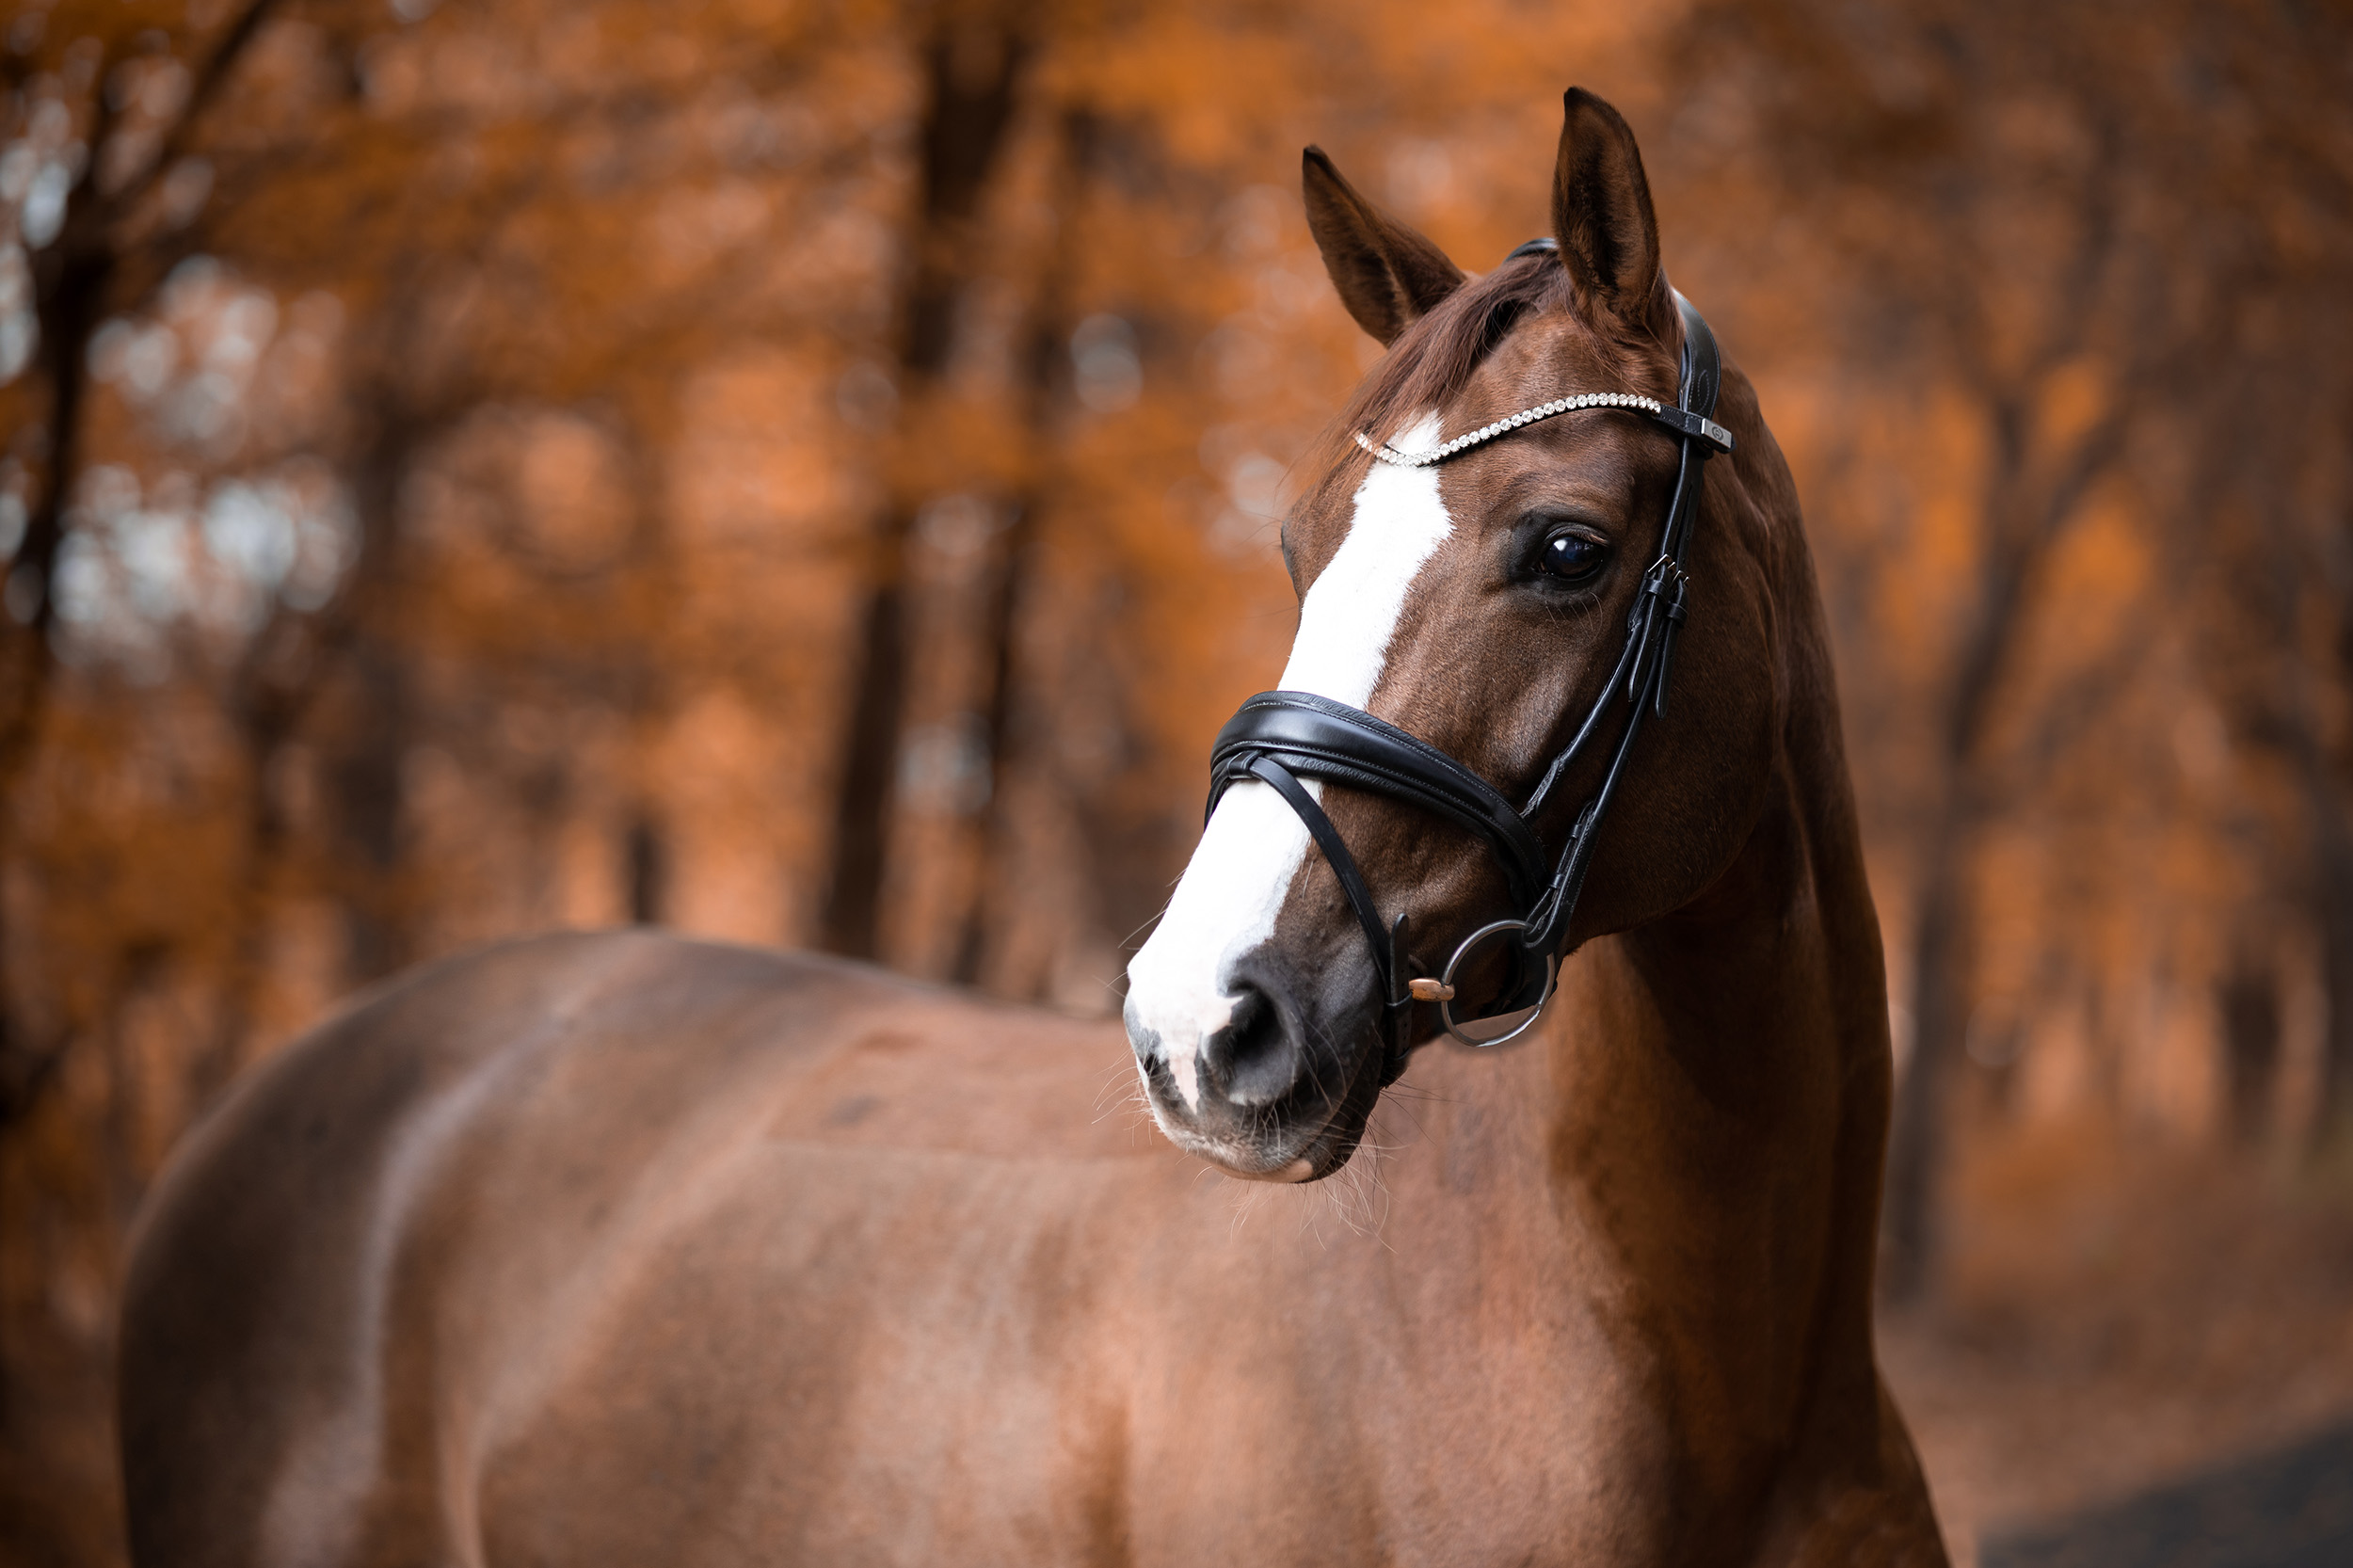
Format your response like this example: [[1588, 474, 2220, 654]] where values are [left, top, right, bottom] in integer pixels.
[[1125, 941, 1385, 1182]]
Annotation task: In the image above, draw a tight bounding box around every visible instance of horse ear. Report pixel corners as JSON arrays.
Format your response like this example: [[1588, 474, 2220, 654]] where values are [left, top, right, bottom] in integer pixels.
[[1550, 88, 1670, 335], [1303, 147, 1465, 346]]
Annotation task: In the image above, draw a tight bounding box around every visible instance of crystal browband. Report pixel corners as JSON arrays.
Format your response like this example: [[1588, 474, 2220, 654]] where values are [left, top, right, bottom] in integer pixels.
[[1355, 392, 1734, 468]]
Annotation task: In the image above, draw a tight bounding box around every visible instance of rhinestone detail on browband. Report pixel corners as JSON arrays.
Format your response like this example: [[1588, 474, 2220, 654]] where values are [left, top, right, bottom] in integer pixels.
[[1355, 392, 1671, 467]]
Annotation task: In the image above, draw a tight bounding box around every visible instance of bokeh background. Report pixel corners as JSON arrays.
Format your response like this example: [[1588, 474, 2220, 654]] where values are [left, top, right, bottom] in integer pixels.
[[5, 1, 2353, 1563]]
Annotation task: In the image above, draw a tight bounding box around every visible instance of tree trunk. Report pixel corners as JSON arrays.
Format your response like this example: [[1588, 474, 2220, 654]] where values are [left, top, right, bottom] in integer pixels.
[[819, 19, 1029, 960], [1880, 412, 2037, 1305], [2217, 958, 2283, 1144], [327, 413, 429, 987], [1881, 805, 1978, 1303], [952, 110, 1092, 989], [195, 622, 312, 1102], [0, 0, 279, 1128], [0, 239, 112, 1132], [2294, 745, 2353, 1140], [328, 642, 409, 984], [951, 502, 1038, 988]]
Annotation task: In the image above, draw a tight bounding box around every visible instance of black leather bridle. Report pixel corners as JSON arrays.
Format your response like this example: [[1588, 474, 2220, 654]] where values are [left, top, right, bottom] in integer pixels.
[[1206, 251, 1733, 1081]]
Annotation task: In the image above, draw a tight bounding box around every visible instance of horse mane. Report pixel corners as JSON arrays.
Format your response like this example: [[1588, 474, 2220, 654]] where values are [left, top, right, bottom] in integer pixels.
[[1299, 249, 1574, 521]]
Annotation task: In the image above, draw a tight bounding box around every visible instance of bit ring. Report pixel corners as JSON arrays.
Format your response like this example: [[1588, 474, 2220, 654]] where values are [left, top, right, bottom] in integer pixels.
[[1435, 920, 1558, 1048]]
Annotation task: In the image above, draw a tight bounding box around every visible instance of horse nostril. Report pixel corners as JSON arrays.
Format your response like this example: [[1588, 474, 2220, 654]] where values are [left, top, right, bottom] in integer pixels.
[[1124, 1001, 1162, 1067], [1204, 984, 1298, 1107]]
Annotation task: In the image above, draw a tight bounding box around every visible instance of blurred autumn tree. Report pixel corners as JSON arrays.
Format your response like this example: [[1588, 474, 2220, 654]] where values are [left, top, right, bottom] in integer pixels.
[[3, 0, 2351, 1561], [1668, 0, 2353, 1301]]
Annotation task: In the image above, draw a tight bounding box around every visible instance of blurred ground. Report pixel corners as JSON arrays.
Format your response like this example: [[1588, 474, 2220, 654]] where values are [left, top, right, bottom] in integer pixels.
[[1981, 1421, 2353, 1568], [1884, 1119, 2353, 1567]]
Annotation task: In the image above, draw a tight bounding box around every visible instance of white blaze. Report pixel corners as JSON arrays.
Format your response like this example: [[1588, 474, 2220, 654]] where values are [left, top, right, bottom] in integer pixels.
[[1127, 415, 1453, 1110]]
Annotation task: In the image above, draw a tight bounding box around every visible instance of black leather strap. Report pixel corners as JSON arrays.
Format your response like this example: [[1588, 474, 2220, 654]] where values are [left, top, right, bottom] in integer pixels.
[[1209, 692, 1549, 904], [1513, 291, 1721, 955], [1674, 297, 1722, 445], [1647, 405, 1734, 455], [1244, 756, 1396, 1002]]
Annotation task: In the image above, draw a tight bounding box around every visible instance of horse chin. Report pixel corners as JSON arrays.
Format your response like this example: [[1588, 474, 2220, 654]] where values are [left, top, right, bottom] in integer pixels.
[[1184, 1125, 1362, 1186], [1230, 1158, 1317, 1184], [1150, 1113, 1337, 1184]]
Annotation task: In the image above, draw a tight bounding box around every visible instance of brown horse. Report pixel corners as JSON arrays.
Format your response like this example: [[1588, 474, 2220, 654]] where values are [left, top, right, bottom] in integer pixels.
[[120, 90, 1946, 1566]]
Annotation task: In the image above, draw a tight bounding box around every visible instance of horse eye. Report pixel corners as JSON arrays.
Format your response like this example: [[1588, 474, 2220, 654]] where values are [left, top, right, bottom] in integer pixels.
[[1539, 534, 1608, 581]]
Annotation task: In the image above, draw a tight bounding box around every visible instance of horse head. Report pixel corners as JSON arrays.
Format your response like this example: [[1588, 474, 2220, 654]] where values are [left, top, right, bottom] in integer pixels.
[[1125, 89, 1785, 1182]]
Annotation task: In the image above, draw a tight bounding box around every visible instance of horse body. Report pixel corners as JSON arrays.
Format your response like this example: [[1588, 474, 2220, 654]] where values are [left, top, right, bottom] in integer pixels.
[[120, 89, 1945, 1566], [122, 798, 1930, 1566]]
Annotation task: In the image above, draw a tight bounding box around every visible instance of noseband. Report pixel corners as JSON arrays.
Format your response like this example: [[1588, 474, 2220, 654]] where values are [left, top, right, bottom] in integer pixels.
[[1206, 253, 1732, 1081]]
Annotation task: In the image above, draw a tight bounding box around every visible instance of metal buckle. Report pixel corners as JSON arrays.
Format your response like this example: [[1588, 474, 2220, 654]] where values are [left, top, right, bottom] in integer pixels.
[[1434, 919, 1559, 1048]]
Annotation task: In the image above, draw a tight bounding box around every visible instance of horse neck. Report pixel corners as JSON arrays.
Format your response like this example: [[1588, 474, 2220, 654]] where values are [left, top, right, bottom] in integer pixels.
[[1517, 600, 1891, 1432]]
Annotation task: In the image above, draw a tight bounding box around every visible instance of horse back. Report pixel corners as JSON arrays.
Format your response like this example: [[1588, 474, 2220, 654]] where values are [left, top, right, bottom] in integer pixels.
[[116, 929, 1142, 1567]]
